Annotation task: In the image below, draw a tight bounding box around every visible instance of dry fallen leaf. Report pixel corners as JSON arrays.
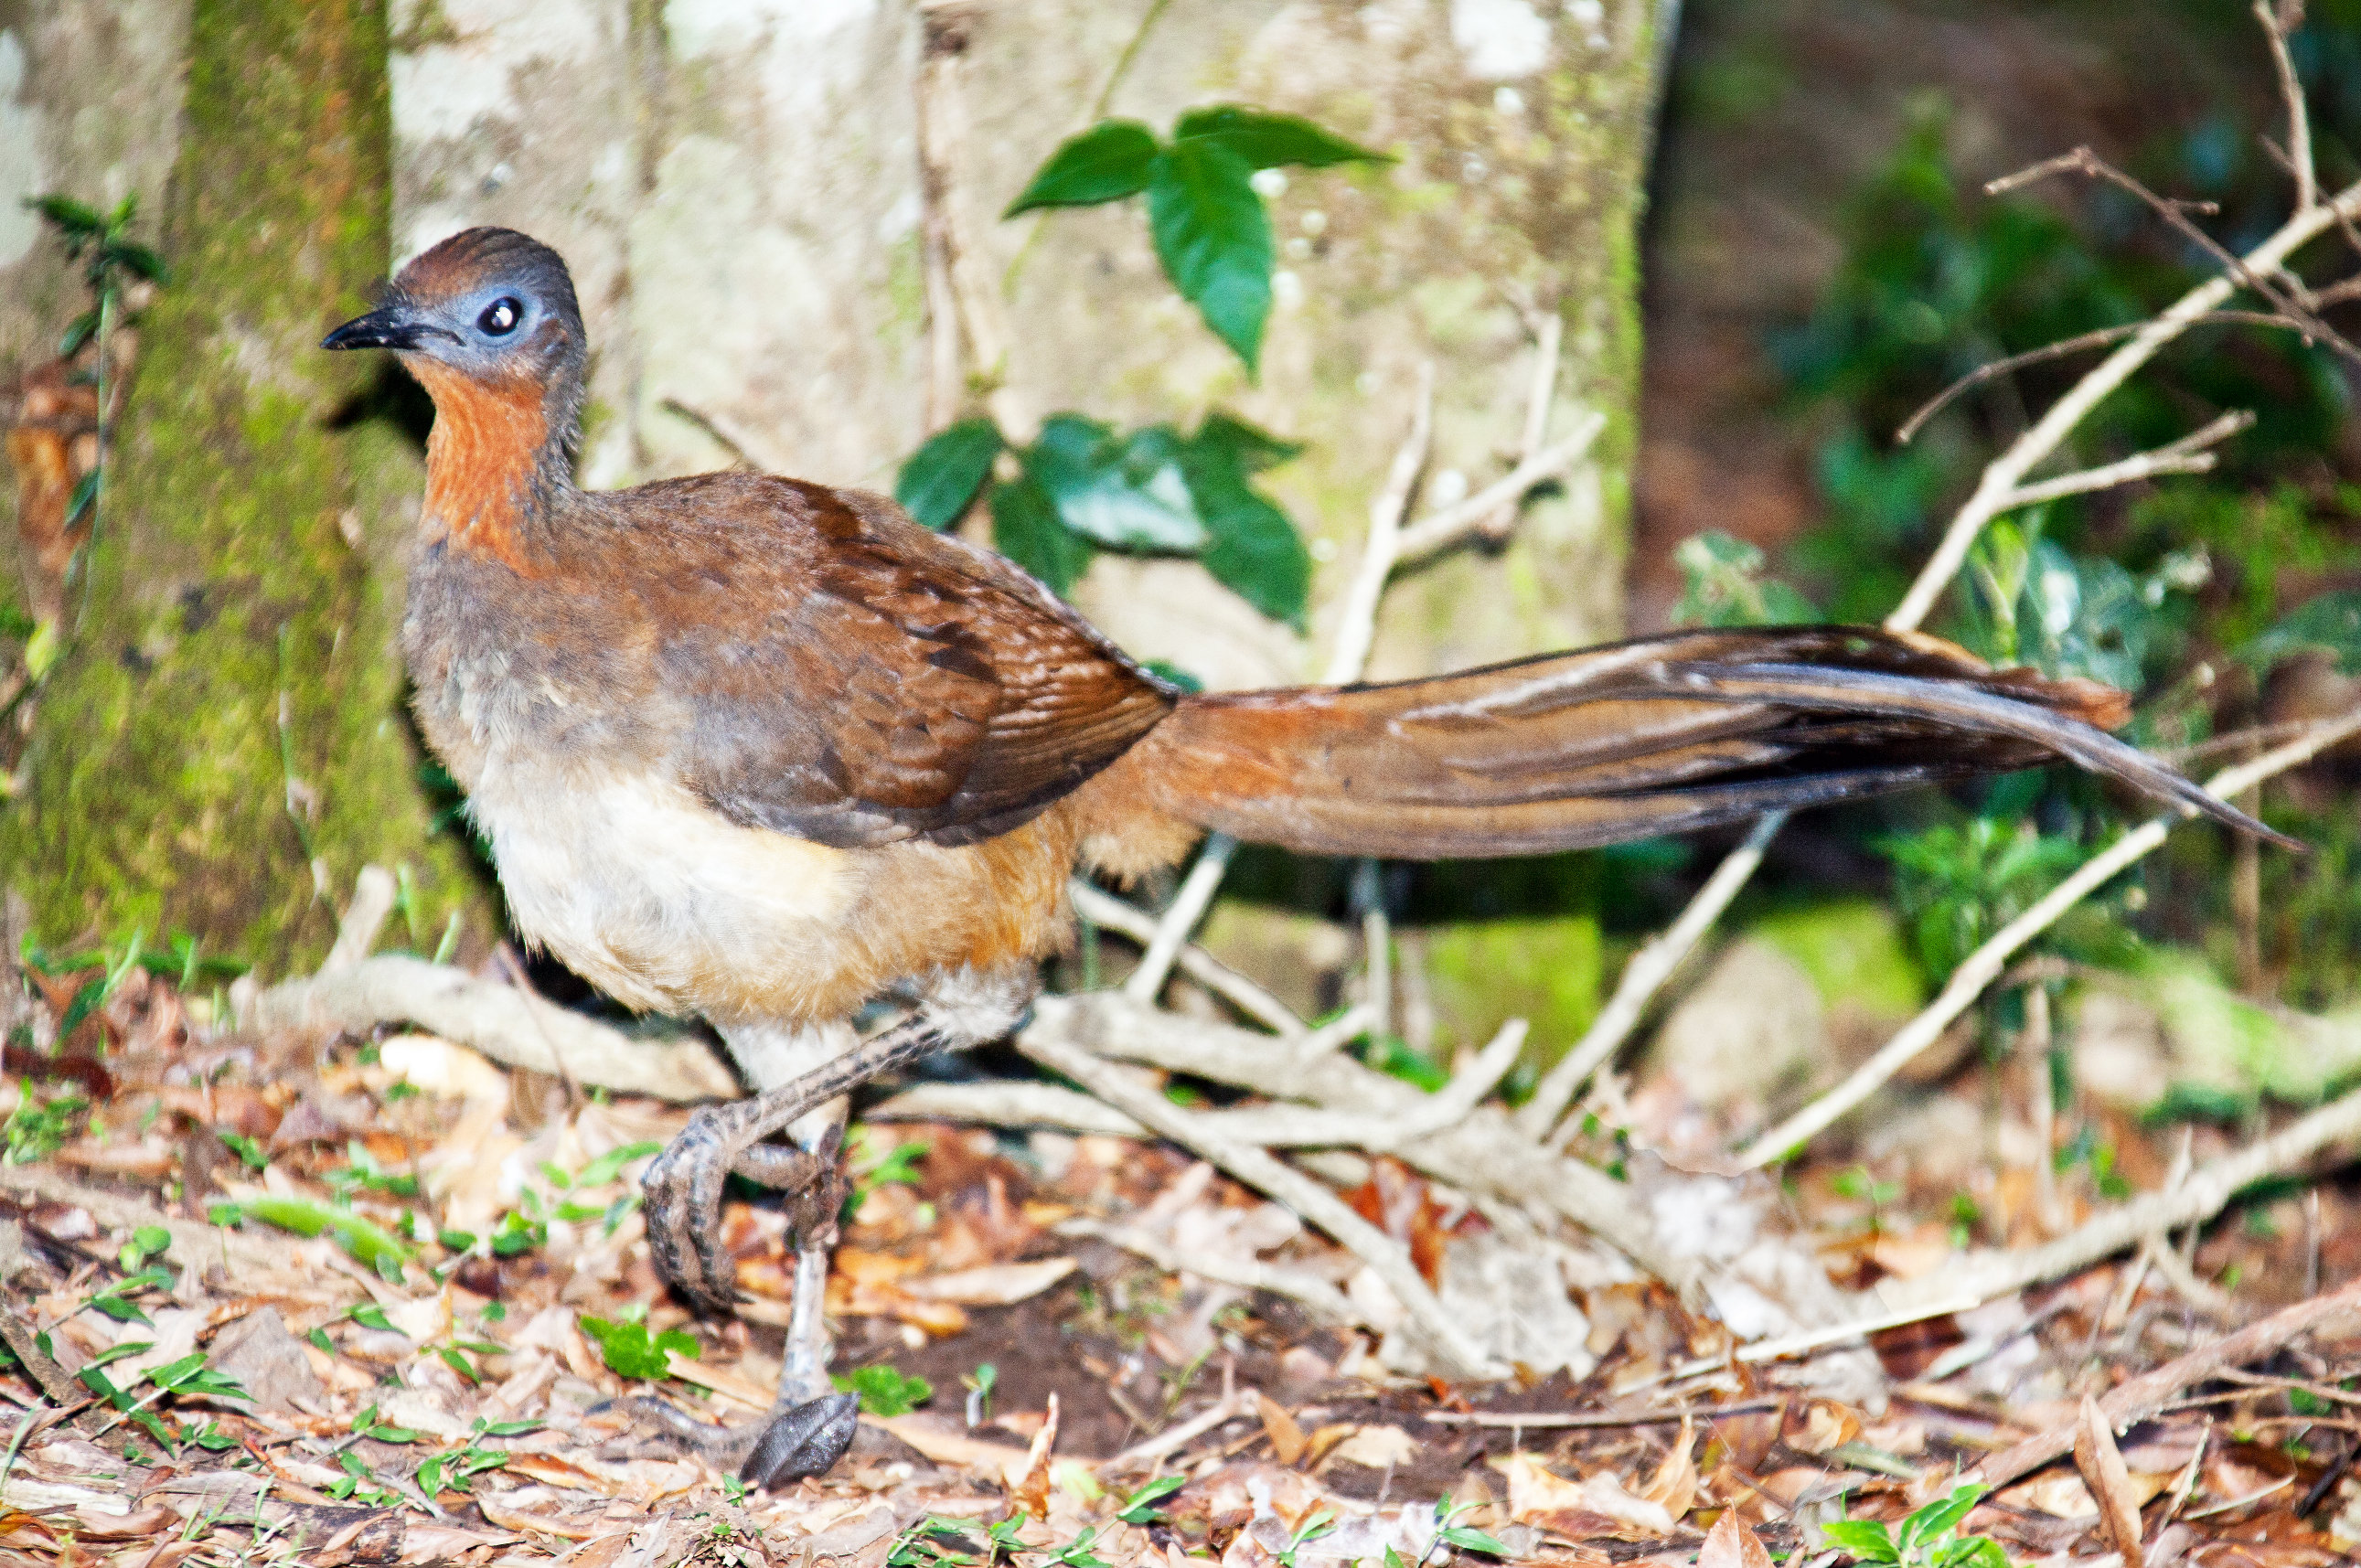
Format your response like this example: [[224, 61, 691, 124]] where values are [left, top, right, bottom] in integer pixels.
[[2074, 1394, 2147, 1563], [1640, 1413, 1699, 1523], [899, 1256, 1077, 1305], [1330, 1424, 1421, 1470], [1699, 1510, 1775, 1568], [1014, 1391, 1062, 1517], [1255, 1392, 1309, 1467]]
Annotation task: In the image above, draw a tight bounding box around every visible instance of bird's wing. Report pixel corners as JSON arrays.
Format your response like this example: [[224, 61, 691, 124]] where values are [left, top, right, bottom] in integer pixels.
[[650, 476, 1175, 848]]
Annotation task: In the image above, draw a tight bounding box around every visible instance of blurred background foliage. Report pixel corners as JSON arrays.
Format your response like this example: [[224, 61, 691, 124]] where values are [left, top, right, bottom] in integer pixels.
[[1236, 0, 2361, 1116]]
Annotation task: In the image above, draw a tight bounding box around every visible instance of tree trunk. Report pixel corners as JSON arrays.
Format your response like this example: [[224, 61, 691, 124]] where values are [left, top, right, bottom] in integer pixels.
[[2, 0, 495, 970]]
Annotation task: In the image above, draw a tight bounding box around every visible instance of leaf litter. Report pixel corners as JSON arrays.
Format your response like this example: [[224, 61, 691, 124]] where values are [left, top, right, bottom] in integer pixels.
[[3, 944, 2360, 1568]]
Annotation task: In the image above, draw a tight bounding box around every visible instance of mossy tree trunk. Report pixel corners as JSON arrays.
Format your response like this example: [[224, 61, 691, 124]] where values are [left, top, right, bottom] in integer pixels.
[[2, 0, 493, 972]]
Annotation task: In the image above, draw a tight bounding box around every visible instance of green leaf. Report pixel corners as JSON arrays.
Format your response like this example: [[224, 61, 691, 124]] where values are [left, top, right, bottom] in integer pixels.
[[1437, 1525, 1509, 1557], [1179, 416, 1309, 624], [210, 1195, 415, 1281], [2242, 589, 2361, 676], [28, 194, 106, 237], [1173, 105, 1386, 169], [832, 1362, 934, 1416], [1146, 140, 1272, 370], [573, 1140, 664, 1188], [1819, 1519, 1899, 1563], [1028, 415, 1207, 550], [895, 418, 1004, 530], [1898, 1485, 1987, 1551], [1116, 1475, 1186, 1524], [59, 311, 100, 359], [216, 1128, 269, 1170], [1142, 660, 1202, 692], [131, 1225, 171, 1258], [64, 470, 99, 532], [1005, 121, 1162, 214], [57, 973, 108, 1040], [989, 472, 1095, 593], [101, 240, 169, 284], [577, 1316, 698, 1381]]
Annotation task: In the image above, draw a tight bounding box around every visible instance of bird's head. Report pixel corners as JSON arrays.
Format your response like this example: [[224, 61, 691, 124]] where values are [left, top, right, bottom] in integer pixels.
[[324, 226, 584, 389], [325, 229, 587, 541]]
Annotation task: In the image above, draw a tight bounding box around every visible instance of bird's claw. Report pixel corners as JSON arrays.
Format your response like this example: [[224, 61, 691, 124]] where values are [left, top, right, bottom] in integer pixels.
[[742, 1392, 860, 1488], [642, 1106, 844, 1316]]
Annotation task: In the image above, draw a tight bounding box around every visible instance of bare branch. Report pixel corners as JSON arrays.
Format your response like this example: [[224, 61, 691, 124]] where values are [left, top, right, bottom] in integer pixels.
[[1998, 409, 2255, 510], [1894, 315, 2287, 447], [1393, 413, 1606, 562], [1891, 175, 2361, 636], [2257, 0, 2316, 216], [247, 954, 740, 1103], [1069, 880, 1305, 1037], [1735, 707, 2361, 1168], [1016, 1026, 1509, 1378], [1521, 813, 1785, 1140]]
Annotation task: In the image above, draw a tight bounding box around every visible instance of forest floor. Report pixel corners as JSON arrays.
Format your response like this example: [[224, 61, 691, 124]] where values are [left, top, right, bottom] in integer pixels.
[[2, 943, 2360, 1568]]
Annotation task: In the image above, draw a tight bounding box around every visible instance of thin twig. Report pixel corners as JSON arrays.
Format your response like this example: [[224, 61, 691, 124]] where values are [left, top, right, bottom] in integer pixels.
[[1054, 1217, 1367, 1328], [1970, 1270, 2361, 1492], [2258, 0, 2317, 217], [1996, 410, 2254, 510], [1472, 307, 1565, 541], [1069, 880, 1306, 1036], [1324, 362, 1436, 687], [1894, 173, 2361, 632], [1736, 707, 2361, 1167], [1393, 413, 1605, 562], [1016, 1028, 1508, 1378], [1879, 1065, 2361, 1318], [1525, 812, 1786, 1141], [1098, 1379, 1255, 1475], [1896, 315, 2289, 445], [1423, 1398, 1783, 1430]]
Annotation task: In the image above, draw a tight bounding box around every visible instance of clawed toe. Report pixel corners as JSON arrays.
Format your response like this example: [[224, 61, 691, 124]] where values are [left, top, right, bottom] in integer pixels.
[[642, 1109, 742, 1314], [741, 1392, 860, 1488]]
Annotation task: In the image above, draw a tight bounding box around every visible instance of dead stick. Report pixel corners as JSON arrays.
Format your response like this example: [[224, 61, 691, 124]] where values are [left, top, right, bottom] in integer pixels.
[[1971, 1271, 2361, 1491]]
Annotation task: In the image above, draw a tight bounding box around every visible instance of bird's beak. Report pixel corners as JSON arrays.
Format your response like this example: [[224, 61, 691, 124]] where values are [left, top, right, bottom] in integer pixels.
[[321, 300, 439, 352]]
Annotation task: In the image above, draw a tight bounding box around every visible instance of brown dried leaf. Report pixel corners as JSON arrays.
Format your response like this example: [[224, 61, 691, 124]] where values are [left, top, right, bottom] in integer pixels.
[[1698, 1511, 1775, 1568], [1014, 1391, 1061, 1517], [1640, 1414, 1698, 1523], [899, 1257, 1077, 1305], [1255, 1393, 1309, 1467], [2074, 1395, 2147, 1562]]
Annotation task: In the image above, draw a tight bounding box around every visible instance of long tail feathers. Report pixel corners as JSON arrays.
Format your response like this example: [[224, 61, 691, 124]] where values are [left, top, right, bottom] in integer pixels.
[[1127, 626, 2289, 860]]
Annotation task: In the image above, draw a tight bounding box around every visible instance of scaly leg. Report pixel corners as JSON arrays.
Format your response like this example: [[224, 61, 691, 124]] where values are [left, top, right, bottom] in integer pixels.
[[638, 969, 1033, 1487]]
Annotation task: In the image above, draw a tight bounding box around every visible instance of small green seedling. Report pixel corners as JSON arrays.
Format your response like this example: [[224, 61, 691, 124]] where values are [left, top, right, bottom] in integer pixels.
[[1821, 1483, 2010, 1568], [578, 1315, 699, 1381], [833, 1362, 933, 1416]]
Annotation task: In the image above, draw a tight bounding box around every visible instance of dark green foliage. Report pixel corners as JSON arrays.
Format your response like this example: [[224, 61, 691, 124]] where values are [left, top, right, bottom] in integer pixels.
[[896, 411, 1312, 622], [896, 418, 1005, 530], [1009, 105, 1384, 372]]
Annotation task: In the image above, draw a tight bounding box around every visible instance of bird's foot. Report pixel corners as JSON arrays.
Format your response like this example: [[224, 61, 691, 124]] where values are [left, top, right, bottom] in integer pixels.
[[641, 1108, 845, 1314], [622, 1390, 860, 1488]]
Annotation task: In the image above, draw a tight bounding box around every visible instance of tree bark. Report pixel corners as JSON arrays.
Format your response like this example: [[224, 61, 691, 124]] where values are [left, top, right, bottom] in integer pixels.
[[2, 0, 495, 969]]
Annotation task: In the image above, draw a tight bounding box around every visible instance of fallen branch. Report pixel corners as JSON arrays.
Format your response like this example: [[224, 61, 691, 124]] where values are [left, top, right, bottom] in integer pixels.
[[1970, 1270, 2361, 1492], [1016, 1026, 1507, 1379], [1031, 993, 1696, 1295], [1098, 1379, 1257, 1475], [246, 955, 738, 1104], [1736, 706, 2361, 1168], [1880, 1063, 2361, 1316]]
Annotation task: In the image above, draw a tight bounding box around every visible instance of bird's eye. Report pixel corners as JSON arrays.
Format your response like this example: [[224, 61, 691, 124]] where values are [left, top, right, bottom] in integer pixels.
[[477, 297, 522, 336]]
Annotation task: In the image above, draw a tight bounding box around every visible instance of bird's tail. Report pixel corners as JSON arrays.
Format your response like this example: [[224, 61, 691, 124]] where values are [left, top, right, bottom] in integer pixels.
[[1121, 625, 2285, 859]]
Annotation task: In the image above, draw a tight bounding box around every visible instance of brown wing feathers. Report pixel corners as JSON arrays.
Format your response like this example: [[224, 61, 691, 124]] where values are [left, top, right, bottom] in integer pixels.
[[1121, 626, 2281, 860]]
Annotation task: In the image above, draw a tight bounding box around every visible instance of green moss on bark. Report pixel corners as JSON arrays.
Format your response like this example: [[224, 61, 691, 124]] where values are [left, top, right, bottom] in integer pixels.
[[2, 0, 494, 971]]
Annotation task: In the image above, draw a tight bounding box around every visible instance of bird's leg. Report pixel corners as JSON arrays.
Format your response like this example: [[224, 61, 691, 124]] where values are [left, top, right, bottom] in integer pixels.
[[638, 969, 1034, 1487]]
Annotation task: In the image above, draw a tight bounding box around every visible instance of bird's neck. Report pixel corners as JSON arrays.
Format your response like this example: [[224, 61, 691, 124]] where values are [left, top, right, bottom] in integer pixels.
[[411, 360, 578, 573]]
